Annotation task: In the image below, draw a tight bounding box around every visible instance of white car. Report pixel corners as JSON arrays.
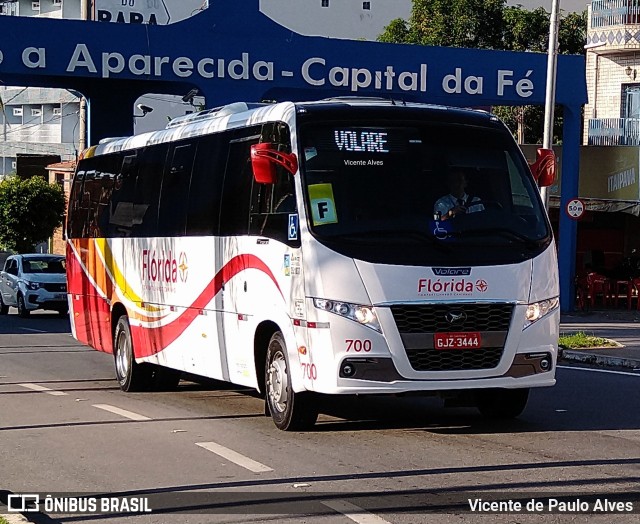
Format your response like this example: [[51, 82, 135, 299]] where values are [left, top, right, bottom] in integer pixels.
[[0, 254, 68, 317]]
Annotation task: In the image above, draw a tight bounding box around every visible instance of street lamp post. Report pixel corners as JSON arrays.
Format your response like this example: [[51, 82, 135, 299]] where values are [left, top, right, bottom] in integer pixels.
[[541, 0, 561, 208]]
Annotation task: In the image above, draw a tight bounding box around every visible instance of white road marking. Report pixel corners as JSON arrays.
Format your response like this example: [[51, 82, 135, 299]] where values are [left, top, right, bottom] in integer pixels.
[[558, 365, 640, 377], [195, 441, 273, 473], [92, 404, 151, 421], [321, 500, 392, 524], [18, 383, 68, 396]]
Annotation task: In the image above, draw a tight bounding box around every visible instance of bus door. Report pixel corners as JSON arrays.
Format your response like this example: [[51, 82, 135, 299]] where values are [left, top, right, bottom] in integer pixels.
[[217, 131, 263, 386]]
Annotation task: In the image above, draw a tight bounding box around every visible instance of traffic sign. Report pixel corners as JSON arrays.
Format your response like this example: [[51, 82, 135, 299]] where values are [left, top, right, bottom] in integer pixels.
[[566, 198, 585, 219]]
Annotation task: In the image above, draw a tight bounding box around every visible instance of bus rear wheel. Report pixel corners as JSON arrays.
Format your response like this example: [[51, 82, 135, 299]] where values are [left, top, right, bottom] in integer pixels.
[[265, 331, 318, 431], [113, 315, 152, 392], [475, 388, 529, 419]]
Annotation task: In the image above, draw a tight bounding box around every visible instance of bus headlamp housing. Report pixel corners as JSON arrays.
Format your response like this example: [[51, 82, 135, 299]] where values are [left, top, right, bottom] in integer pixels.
[[524, 297, 559, 329], [313, 298, 381, 332]]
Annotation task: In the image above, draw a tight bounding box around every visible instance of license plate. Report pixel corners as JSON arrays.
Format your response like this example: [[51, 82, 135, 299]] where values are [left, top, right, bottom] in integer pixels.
[[434, 332, 482, 350]]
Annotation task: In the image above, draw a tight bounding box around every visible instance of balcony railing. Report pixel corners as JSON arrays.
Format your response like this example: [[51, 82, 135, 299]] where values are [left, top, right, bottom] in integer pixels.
[[588, 118, 640, 145], [591, 0, 640, 28]]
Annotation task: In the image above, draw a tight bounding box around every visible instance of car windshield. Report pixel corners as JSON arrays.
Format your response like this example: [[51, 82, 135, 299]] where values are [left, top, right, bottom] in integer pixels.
[[22, 258, 66, 274], [299, 113, 551, 266]]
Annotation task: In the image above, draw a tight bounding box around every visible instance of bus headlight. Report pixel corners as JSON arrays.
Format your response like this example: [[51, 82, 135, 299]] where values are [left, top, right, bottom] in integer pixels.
[[524, 297, 559, 329], [313, 298, 381, 332]]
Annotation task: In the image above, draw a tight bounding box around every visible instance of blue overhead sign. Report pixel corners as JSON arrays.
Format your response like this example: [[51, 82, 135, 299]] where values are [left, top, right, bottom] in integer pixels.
[[0, 0, 585, 115]]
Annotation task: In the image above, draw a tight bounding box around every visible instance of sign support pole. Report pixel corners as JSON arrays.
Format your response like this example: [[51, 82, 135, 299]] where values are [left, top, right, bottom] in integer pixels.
[[541, 0, 560, 210]]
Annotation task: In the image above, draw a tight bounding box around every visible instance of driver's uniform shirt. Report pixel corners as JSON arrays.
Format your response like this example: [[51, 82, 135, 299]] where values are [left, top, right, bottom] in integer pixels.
[[433, 193, 484, 218]]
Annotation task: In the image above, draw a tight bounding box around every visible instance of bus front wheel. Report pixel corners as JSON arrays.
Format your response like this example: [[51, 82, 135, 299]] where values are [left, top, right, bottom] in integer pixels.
[[113, 315, 152, 392], [475, 388, 529, 419], [265, 331, 318, 431]]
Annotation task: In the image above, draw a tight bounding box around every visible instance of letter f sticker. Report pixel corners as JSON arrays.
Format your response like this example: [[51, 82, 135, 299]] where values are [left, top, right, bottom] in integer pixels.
[[308, 183, 338, 225]]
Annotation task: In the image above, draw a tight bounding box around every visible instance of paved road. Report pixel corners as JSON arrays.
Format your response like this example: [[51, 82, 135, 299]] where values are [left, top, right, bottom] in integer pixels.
[[1, 311, 639, 523]]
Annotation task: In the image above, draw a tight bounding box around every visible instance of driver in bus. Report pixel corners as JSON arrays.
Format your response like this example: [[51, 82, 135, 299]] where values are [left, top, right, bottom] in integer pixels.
[[433, 167, 484, 221]]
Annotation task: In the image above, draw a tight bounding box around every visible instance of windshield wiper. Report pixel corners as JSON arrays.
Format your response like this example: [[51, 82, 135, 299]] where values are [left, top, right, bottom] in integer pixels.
[[449, 227, 542, 246], [324, 229, 452, 251]]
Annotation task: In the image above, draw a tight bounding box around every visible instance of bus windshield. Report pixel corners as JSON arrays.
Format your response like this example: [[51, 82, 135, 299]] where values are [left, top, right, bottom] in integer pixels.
[[299, 116, 551, 266]]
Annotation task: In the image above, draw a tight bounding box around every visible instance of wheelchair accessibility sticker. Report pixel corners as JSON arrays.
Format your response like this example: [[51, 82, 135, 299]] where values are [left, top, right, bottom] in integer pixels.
[[288, 214, 298, 241]]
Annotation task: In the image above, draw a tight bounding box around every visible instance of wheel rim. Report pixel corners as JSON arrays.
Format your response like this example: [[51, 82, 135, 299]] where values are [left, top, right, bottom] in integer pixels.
[[115, 330, 130, 380], [267, 349, 289, 413]]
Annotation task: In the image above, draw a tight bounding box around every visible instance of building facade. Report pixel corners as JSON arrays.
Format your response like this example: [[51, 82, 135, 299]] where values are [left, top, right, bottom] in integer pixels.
[[585, 0, 640, 146], [0, 0, 81, 177]]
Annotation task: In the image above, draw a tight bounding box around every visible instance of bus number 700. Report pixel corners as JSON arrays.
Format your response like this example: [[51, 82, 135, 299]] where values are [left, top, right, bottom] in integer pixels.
[[345, 339, 372, 352]]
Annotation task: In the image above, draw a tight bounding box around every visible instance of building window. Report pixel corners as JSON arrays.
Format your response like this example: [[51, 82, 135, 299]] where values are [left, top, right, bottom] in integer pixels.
[[11, 161, 17, 169], [321, 0, 329, 7], [31, 108, 42, 117], [53, 107, 62, 116], [12, 108, 22, 117], [622, 84, 640, 119], [363, 1, 371, 9], [52, 0, 62, 4], [32, 1, 40, 10]]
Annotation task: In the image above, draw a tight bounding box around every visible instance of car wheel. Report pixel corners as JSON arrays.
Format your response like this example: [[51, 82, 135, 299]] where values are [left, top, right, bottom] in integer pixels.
[[0, 294, 8, 315], [17, 294, 30, 318], [475, 388, 529, 419], [265, 331, 318, 431], [113, 315, 152, 392]]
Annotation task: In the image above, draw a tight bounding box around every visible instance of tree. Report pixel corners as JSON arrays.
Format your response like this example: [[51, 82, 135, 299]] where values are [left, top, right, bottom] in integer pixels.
[[378, 2, 588, 144], [0, 175, 66, 253]]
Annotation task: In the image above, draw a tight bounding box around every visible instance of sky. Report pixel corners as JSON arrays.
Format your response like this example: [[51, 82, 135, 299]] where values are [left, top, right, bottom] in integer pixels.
[[506, 0, 589, 12]]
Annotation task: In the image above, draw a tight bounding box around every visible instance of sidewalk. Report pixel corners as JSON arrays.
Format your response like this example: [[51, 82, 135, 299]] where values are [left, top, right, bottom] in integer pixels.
[[559, 309, 640, 370]]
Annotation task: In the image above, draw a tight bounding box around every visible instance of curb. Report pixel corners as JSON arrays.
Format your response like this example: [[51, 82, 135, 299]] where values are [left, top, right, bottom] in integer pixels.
[[559, 350, 640, 371]]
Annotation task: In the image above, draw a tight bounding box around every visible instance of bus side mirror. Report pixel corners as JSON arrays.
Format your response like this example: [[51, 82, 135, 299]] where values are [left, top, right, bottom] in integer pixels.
[[250, 143, 298, 184], [530, 148, 556, 187]]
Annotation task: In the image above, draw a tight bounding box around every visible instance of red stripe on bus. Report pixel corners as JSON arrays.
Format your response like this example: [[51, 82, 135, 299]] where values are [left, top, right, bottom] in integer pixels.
[[123, 254, 284, 358]]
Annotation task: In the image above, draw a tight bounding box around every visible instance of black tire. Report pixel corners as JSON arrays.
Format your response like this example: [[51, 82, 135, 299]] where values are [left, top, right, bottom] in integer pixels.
[[265, 331, 318, 431], [17, 294, 30, 318], [475, 388, 529, 419], [113, 315, 152, 392], [0, 294, 8, 315]]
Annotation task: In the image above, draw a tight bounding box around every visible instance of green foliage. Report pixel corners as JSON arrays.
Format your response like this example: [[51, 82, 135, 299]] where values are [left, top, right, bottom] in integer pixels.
[[377, 18, 410, 44], [0, 175, 66, 253], [559, 331, 617, 349], [403, 0, 507, 49], [502, 6, 549, 52], [378, 1, 587, 55]]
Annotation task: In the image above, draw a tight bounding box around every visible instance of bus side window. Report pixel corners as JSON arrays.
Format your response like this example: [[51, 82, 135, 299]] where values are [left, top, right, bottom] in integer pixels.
[[130, 144, 168, 237], [108, 152, 139, 237], [219, 128, 262, 236], [67, 170, 86, 239], [186, 134, 225, 236], [158, 141, 195, 237]]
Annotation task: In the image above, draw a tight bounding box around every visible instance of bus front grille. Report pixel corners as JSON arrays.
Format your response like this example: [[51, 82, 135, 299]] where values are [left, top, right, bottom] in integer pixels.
[[390, 303, 514, 372]]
